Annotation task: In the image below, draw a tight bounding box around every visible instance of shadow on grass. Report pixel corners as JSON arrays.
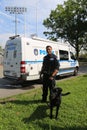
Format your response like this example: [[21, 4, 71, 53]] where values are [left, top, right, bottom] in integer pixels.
[[27, 120, 87, 130], [23, 104, 48, 122], [83, 74, 87, 77], [38, 122, 87, 130]]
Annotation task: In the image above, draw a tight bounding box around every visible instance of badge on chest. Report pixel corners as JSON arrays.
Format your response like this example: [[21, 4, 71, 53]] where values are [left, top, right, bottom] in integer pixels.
[[50, 58, 54, 61]]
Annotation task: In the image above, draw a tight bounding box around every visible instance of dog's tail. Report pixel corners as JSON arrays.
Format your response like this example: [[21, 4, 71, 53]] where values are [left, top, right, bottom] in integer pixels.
[[62, 92, 70, 96]]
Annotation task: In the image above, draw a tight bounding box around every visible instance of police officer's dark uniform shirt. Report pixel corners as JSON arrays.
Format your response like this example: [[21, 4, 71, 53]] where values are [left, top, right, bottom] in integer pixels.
[[42, 53, 59, 76]]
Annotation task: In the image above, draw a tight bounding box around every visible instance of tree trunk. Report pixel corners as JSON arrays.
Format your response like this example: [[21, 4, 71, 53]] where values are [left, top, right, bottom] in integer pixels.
[[76, 40, 79, 60]]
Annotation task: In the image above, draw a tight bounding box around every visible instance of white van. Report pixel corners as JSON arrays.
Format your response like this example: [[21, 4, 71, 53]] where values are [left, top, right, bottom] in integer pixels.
[[3, 35, 79, 81]]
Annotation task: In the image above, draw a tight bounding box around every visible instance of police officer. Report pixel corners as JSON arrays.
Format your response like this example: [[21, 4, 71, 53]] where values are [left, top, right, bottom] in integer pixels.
[[41, 45, 60, 102]]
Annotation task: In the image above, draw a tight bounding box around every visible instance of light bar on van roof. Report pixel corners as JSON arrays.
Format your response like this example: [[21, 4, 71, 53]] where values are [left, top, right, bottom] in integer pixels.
[[9, 35, 20, 40]]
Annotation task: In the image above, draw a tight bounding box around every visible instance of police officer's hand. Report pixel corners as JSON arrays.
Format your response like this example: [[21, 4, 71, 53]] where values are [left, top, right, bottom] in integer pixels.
[[49, 76, 54, 80], [40, 73, 43, 81]]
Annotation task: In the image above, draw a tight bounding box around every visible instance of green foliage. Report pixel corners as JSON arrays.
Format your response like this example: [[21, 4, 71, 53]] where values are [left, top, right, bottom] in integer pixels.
[[0, 46, 3, 53], [0, 75, 87, 130], [43, 0, 87, 59], [0, 46, 2, 50]]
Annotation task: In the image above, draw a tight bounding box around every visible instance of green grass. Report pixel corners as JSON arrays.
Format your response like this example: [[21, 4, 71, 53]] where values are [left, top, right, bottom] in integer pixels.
[[0, 75, 87, 130]]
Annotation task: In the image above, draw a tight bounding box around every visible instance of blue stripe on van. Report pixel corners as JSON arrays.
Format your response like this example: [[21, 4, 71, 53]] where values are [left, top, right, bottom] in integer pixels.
[[25, 60, 77, 65], [25, 60, 42, 64], [25, 60, 76, 63]]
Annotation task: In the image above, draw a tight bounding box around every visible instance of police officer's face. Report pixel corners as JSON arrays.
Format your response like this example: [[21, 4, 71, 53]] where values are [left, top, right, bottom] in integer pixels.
[[46, 47, 52, 55]]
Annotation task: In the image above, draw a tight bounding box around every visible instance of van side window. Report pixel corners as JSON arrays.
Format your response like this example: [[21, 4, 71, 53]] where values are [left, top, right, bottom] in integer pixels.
[[13, 50, 17, 58], [70, 52, 76, 60], [59, 50, 69, 60]]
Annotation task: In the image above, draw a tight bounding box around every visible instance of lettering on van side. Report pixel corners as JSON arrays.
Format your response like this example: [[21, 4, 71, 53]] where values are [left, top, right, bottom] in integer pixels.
[[33, 49, 55, 56], [39, 50, 47, 55], [6, 43, 16, 50]]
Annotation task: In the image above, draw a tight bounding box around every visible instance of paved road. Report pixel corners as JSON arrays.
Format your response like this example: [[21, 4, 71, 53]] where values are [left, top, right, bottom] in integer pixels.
[[79, 65, 87, 74], [0, 65, 87, 99]]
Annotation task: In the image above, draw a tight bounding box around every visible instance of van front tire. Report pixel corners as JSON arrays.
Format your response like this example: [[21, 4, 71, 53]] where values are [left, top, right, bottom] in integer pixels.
[[74, 67, 78, 76]]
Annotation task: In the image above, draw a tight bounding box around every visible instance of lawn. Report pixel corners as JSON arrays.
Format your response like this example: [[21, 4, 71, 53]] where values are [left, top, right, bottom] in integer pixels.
[[0, 75, 87, 130]]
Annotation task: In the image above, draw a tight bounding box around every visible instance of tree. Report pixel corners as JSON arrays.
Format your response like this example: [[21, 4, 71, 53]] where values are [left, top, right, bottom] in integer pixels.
[[43, 0, 87, 59], [0, 46, 2, 51]]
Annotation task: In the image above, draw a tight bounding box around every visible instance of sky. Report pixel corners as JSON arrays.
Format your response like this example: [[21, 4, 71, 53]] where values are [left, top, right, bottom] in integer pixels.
[[0, 0, 66, 48]]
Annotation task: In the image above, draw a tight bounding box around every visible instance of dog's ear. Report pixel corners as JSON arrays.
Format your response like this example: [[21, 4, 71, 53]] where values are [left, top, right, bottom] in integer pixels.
[[53, 87, 57, 92], [57, 87, 62, 92]]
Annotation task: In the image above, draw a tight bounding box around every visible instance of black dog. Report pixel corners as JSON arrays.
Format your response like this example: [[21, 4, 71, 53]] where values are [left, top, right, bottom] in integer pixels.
[[49, 87, 70, 119]]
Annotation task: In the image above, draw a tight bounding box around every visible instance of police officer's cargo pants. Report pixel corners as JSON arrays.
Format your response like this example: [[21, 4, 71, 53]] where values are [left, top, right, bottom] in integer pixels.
[[42, 74, 55, 101]]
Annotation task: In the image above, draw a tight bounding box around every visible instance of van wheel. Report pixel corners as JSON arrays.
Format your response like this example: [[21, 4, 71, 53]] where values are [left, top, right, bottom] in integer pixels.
[[74, 67, 78, 76]]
